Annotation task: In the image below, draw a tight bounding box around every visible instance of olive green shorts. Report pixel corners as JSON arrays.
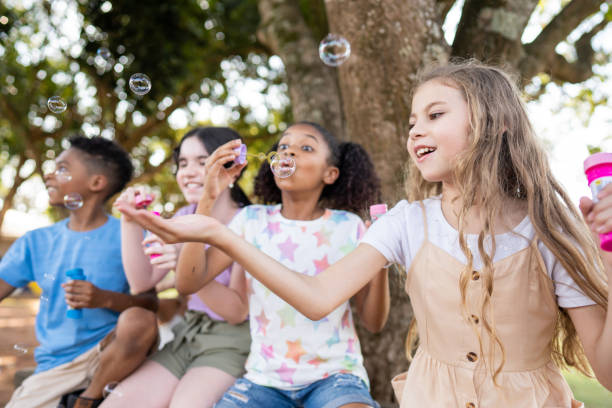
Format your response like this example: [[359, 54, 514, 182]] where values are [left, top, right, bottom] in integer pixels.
[[150, 310, 251, 379]]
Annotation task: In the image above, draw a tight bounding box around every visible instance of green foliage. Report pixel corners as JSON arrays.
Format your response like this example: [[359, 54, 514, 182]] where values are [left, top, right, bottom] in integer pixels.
[[564, 370, 612, 408], [0, 0, 291, 223]]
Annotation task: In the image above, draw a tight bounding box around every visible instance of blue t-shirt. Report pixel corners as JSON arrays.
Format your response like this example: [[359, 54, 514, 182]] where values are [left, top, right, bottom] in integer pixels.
[[0, 216, 129, 373]]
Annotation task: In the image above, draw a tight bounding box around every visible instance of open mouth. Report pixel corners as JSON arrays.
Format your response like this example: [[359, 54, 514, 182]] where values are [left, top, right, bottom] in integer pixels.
[[184, 182, 203, 190], [415, 146, 436, 159]]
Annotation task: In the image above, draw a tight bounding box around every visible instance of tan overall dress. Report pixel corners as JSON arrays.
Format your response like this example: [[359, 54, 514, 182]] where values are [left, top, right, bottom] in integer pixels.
[[391, 206, 582, 407]]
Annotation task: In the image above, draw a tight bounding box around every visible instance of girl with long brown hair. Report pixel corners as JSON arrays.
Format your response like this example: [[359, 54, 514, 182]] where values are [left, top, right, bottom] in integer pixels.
[[116, 61, 611, 407]]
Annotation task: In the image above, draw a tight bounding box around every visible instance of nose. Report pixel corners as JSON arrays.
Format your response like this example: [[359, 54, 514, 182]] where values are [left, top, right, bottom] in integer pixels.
[[408, 120, 424, 140], [183, 161, 200, 175], [279, 147, 295, 158]]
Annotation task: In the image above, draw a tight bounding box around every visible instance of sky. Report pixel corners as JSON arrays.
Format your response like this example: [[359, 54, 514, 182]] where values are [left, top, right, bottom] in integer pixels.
[[2, 0, 612, 236]]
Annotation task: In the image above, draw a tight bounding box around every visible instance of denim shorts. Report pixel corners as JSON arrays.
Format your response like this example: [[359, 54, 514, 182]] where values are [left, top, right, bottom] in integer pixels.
[[214, 373, 379, 408]]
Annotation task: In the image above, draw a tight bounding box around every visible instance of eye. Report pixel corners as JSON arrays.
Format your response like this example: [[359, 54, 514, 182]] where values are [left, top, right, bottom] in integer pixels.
[[429, 112, 443, 120], [408, 123, 415, 131], [278, 143, 289, 150], [55, 166, 68, 175], [178, 160, 187, 168], [301, 145, 313, 152]]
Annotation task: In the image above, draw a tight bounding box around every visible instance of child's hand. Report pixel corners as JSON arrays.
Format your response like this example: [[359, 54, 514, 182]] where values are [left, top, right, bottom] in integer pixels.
[[115, 203, 220, 244], [114, 187, 155, 222], [579, 183, 612, 269], [62, 280, 105, 309], [200, 140, 247, 208], [580, 182, 612, 235], [142, 234, 178, 270]]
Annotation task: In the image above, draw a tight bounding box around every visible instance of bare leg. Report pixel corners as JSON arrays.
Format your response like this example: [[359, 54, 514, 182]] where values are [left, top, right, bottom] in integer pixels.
[[81, 307, 158, 399], [99, 360, 178, 408], [169, 366, 237, 408]]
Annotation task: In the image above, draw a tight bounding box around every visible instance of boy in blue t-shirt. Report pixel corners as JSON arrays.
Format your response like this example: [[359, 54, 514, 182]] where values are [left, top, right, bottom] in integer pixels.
[[0, 136, 158, 408]]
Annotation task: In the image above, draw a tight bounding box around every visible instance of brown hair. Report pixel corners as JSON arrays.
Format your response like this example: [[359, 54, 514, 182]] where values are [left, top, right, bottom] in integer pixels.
[[404, 60, 608, 382]]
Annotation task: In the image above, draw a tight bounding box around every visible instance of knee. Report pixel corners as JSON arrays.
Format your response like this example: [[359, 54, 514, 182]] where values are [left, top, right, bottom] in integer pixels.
[[115, 307, 158, 349]]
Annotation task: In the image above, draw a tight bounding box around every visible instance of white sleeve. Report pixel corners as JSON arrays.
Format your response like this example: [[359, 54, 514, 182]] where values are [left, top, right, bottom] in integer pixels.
[[538, 241, 596, 308], [228, 206, 249, 237], [361, 200, 419, 268]]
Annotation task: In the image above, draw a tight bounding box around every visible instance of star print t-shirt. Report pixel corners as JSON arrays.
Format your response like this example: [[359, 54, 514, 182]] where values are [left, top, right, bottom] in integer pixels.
[[228, 204, 370, 390]]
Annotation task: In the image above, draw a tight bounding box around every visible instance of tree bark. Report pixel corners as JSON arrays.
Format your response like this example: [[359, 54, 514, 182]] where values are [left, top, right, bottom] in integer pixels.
[[323, 0, 448, 405], [256, 0, 345, 139], [325, 0, 448, 202]]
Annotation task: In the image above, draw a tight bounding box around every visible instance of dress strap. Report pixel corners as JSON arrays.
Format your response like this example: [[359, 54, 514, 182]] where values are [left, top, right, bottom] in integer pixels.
[[418, 201, 428, 241]]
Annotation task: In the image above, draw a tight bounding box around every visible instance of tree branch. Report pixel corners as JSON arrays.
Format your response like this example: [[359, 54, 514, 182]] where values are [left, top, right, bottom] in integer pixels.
[[437, 0, 457, 23], [549, 18, 610, 84], [452, 0, 538, 62], [524, 0, 603, 63]]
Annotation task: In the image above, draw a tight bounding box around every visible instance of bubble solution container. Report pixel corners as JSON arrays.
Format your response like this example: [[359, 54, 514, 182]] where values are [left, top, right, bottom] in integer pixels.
[[369, 204, 388, 222], [65, 268, 85, 319], [584, 152, 612, 251], [134, 193, 153, 209]]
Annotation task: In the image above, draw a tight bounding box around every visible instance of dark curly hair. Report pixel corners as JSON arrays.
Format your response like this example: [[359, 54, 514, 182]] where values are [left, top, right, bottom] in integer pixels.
[[68, 135, 133, 202], [173, 127, 250, 207], [254, 121, 381, 216]]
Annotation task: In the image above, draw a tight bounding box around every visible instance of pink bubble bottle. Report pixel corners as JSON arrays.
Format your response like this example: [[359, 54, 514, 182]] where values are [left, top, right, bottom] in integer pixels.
[[369, 204, 388, 222], [584, 152, 612, 251]]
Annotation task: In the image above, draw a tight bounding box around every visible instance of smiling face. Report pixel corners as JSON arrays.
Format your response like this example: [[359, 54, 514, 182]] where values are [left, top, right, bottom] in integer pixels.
[[407, 79, 471, 185], [175, 136, 209, 204], [273, 123, 339, 193], [44, 148, 91, 206]]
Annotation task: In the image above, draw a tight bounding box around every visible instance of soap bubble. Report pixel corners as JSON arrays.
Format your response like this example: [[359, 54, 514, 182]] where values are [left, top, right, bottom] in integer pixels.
[[270, 154, 296, 178], [103, 382, 123, 398], [43, 271, 56, 281], [47, 96, 67, 113], [129, 73, 151, 96], [64, 193, 84, 210], [54, 167, 72, 183], [97, 47, 111, 60], [13, 344, 29, 354], [319, 34, 351, 67]]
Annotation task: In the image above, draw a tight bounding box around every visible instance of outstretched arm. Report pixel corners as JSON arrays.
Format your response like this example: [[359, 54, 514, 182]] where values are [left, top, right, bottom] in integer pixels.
[[113, 206, 389, 321], [574, 187, 612, 390]]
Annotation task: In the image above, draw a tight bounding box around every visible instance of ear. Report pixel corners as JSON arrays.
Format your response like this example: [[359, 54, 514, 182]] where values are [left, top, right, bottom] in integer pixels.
[[322, 165, 339, 185], [87, 173, 109, 195]]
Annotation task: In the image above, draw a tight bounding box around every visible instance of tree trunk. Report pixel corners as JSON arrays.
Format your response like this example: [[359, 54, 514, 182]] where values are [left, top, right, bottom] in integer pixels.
[[322, 1, 448, 405], [256, 0, 345, 139], [0, 153, 26, 239], [325, 0, 448, 202]]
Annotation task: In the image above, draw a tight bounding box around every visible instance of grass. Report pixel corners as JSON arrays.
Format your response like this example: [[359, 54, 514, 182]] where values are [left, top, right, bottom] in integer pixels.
[[564, 370, 612, 408]]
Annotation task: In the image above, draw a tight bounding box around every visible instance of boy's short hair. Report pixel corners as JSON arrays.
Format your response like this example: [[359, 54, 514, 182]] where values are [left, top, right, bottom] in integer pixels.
[[68, 136, 133, 201]]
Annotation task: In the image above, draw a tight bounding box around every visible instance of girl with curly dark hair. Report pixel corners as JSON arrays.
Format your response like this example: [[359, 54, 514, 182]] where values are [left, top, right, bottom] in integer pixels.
[[117, 121, 389, 408]]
